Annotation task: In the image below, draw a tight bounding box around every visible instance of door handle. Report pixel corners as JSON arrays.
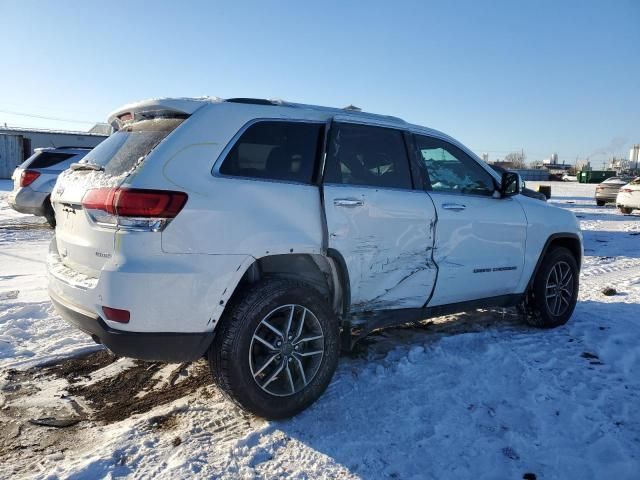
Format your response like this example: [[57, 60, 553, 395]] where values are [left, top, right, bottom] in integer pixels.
[[442, 203, 466, 211], [334, 198, 364, 208]]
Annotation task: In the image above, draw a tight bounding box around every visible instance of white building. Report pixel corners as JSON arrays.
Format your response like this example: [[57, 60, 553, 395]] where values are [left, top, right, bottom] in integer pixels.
[[542, 152, 559, 165], [630, 145, 640, 170], [0, 125, 109, 178]]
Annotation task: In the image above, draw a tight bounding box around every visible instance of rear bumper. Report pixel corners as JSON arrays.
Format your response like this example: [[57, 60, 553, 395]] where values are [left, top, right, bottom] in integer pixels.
[[47, 237, 253, 361], [616, 192, 640, 209], [49, 290, 214, 362], [8, 187, 49, 216], [595, 191, 618, 202]]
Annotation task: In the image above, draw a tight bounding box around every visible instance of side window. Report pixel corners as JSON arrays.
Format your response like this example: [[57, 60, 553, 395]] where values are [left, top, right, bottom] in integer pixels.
[[219, 121, 323, 183], [324, 123, 412, 189], [414, 135, 495, 196]]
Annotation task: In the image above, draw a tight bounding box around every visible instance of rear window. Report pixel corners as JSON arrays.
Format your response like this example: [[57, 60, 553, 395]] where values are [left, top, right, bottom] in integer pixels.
[[25, 152, 76, 169], [80, 118, 184, 176], [219, 121, 323, 183]]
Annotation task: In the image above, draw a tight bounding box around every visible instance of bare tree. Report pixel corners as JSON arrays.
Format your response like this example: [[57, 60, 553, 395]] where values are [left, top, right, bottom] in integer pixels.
[[503, 151, 527, 168]]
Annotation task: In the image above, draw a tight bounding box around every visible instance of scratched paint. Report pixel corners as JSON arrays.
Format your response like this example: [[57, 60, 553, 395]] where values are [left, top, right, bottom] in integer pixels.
[[324, 185, 439, 313]]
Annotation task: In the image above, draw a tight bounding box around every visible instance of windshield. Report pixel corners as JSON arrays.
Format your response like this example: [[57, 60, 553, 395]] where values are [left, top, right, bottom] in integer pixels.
[[79, 118, 184, 176]]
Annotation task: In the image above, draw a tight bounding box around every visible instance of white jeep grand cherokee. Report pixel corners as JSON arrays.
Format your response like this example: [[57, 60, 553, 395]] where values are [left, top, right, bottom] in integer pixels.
[[48, 97, 582, 418]]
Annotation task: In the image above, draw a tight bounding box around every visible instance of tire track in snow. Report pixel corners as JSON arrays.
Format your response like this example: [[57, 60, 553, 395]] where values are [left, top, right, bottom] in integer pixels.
[[581, 260, 640, 285]]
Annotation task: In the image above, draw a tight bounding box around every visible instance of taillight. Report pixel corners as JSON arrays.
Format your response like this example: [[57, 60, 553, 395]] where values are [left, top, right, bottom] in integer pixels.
[[20, 170, 40, 187], [621, 188, 633, 193], [82, 188, 187, 231]]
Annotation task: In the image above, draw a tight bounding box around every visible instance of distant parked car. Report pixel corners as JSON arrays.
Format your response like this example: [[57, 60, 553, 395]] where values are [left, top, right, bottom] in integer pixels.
[[8, 147, 92, 227], [616, 177, 640, 214], [562, 174, 578, 182], [489, 165, 547, 201], [595, 176, 635, 206]]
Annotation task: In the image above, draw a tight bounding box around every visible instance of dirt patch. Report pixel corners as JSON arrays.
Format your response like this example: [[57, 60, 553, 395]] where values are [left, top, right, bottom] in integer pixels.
[[0, 223, 51, 231], [67, 360, 211, 423], [42, 349, 117, 382], [3, 350, 214, 426], [0, 351, 234, 476], [148, 412, 180, 430]]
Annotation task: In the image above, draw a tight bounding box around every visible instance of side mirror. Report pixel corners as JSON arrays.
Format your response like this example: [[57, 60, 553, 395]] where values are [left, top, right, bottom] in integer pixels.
[[500, 171, 520, 197]]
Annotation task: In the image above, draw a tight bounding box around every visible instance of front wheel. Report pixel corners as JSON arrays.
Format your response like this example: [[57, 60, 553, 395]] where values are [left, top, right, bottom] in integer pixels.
[[208, 278, 339, 419], [596, 200, 605, 206], [525, 247, 579, 328], [619, 206, 633, 214]]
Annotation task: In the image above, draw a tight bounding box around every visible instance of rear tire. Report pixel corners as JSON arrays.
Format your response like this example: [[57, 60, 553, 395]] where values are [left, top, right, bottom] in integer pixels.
[[525, 247, 578, 329], [208, 278, 339, 419], [619, 206, 633, 214], [44, 199, 56, 228], [596, 200, 605, 206]]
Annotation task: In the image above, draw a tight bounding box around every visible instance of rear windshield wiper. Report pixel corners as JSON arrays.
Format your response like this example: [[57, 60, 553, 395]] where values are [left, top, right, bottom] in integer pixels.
[[70, 162, 104, 171]]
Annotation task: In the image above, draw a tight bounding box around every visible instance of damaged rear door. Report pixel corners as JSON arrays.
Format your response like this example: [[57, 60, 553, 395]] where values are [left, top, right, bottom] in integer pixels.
[[322, 121, 437, 312]]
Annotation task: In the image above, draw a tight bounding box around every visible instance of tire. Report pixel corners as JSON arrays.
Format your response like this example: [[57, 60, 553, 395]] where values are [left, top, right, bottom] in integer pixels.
[[208, 278, 339, 419], [619, 206, 633, 214], [525, 247, 579, 329], [596, 200, 605, 206], [44, 199, 56, 228]]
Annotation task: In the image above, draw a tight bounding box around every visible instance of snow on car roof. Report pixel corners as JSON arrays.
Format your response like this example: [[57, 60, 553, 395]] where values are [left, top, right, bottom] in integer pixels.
[[105, 96, 458, 154]]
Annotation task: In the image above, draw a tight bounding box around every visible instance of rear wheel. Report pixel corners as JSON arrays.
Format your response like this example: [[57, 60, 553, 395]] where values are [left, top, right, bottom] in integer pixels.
[[525, 247, 578, 328], [44, 198, 56, 228], [208, 278, 339, 419], [596, 200, 605, 206], [619, 206, 633, 214]]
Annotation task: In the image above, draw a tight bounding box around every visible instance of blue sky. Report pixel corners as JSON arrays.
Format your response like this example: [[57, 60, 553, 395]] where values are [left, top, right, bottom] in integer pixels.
[[1, 0, 638, 165]]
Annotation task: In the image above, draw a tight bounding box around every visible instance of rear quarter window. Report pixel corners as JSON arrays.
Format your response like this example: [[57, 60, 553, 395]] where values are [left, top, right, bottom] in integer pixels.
[[219, 121, 324, 184]]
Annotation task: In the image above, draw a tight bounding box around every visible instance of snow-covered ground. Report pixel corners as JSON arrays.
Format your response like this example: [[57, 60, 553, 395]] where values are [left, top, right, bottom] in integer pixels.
[[1, 179, 639, 479]]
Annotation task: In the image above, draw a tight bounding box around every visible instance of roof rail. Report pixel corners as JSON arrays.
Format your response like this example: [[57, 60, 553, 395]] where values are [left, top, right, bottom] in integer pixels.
[[225, 98, 278, 106]]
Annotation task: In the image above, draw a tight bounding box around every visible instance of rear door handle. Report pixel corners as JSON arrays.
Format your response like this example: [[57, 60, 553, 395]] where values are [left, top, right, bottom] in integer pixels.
[[334, 198, 364, 208], [442, 203, 466, 211]]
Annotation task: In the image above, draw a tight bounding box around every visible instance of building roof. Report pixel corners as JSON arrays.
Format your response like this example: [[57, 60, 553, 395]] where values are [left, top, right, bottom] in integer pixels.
[[0, 125, 108, 137]]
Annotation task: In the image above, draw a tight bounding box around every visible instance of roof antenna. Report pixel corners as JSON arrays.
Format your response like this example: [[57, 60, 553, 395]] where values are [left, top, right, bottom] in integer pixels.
[[343, 104, 362, 112]]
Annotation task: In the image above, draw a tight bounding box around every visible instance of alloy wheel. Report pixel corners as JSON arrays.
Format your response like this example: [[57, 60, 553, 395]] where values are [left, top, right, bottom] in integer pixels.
[[544, 260, 574, 317], [249, 304, 324, 397]]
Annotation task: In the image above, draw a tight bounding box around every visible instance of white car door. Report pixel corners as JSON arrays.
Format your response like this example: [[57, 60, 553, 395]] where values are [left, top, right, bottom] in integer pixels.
[[323, 122, 437, 313], [412, 134, 528, 306]]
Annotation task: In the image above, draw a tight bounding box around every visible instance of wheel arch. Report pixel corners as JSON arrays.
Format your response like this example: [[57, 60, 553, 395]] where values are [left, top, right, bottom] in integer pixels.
[[222, 251, 350, 319], [526, 233, 582, 290]]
